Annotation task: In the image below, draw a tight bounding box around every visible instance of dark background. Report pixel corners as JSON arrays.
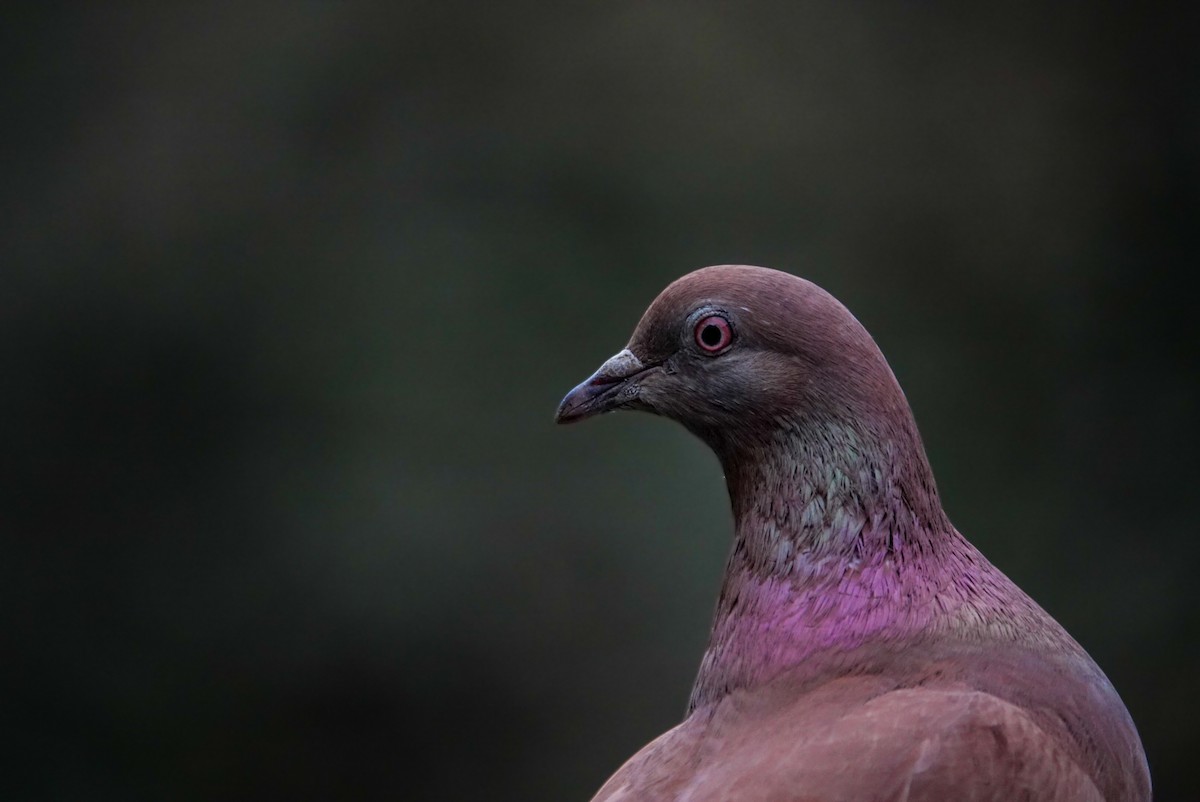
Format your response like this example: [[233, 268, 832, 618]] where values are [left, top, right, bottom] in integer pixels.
[[3, 4, 1196, 800]]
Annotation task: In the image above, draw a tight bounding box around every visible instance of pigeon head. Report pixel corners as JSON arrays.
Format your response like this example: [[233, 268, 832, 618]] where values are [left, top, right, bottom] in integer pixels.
[[555, 265, 912, 459]]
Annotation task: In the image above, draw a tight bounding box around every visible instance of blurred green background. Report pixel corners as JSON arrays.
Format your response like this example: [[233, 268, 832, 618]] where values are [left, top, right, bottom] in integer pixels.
[[3, 3, 1196, 800]]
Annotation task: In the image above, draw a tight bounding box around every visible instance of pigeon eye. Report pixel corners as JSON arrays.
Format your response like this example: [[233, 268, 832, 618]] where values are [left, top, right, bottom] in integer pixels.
[[694, 315, 733, 354]]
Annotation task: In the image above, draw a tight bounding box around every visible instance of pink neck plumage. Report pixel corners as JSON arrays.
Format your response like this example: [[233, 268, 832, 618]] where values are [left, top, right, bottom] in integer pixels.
[[688, 415, 959, 711]]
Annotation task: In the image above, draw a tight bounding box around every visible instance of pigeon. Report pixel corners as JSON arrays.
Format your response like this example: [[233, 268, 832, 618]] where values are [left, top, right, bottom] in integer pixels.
[[556, 266, 1149, 802]]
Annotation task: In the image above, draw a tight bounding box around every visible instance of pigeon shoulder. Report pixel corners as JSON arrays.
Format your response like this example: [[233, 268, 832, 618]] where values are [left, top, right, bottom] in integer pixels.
[[593, 675, 1106, 802]]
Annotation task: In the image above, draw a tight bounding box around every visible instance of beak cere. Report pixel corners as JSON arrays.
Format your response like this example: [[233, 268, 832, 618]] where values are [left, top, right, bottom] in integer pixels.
[[555, 348, 648, 424]]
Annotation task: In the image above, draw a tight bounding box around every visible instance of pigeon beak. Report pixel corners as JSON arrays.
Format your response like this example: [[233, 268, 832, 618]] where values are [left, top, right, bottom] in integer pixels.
[[555, 348, 651, 424]]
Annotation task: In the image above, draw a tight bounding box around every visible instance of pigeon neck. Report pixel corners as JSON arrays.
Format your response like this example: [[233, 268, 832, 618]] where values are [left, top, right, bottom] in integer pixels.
[[719, 412, 948, 558], [690, 413, 955, 710]]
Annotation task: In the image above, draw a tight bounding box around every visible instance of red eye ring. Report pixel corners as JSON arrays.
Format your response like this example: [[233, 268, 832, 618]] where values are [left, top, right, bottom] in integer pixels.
[[694, 315, 733, 353]]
